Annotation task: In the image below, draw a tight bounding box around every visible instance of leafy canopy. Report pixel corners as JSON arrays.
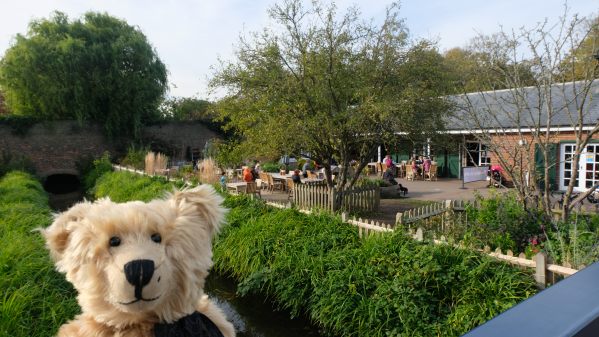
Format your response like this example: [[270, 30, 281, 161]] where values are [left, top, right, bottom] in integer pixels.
[[0, 11, 168, 138], [211, 0, 450, 187]]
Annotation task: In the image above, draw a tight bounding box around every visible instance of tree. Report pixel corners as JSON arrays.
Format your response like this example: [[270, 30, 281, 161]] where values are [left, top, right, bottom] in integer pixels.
[[0, 11, 168, 138], [443, 45, 536, 93], [160, 97, 212, 121], [557, 15, 599, 81], [210, 0, 450, 196], [452, 8, 599, 221]]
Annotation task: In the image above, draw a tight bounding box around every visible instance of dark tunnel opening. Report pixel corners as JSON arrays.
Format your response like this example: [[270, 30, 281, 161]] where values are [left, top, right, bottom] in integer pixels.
[[44, 174, 84, 211], [43, 174, 81, 194]]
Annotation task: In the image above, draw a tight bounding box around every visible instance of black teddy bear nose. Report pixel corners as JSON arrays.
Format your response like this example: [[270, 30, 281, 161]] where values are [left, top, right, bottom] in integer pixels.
[[124, 259, 155, 294]]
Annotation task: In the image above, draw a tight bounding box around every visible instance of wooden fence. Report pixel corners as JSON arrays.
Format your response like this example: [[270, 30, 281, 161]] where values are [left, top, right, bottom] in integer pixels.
[[293, 183, 379, 213], [340, 215, 579, 288], [395, 199, 475, 226]]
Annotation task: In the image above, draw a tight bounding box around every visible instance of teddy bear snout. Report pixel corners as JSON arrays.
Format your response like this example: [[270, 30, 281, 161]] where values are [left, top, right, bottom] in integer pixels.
[[124, 259, 155, 299]]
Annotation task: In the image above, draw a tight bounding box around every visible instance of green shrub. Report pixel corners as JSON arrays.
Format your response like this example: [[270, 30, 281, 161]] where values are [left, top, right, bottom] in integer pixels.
[[261, 162, 280, 173], [91, 172, 537, 337], [119, 144, 149, 170], [0, 171, 79, 336], [214, 196, 537, 337], [79, 152, 113, 193]]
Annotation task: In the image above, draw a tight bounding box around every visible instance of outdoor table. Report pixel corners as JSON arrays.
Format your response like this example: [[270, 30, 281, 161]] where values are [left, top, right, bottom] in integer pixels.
[[302, 178, 324, 185], [367, 162, 378, 172], [270, 173, 292, 191], [226, 182, 247, 194]]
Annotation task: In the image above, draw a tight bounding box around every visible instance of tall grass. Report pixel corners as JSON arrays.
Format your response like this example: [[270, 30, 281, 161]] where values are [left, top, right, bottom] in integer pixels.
[[215, 196, 537, 337], [90, 171, 537, 337], [198, 158, 220, 184], [145, 151, 155, 175], [0, 172, 79, 337], [94, 170, 180, 202]]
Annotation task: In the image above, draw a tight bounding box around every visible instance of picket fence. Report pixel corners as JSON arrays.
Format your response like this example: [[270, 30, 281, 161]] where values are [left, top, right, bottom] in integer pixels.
[[293, 183, 379, 213], [338, 214, 578, 288], [395, 199, 474, 226]]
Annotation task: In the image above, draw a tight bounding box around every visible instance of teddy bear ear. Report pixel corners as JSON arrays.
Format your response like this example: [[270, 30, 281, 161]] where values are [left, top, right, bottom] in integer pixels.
[[42, 201, 92, 263], [171, 185, 227, 235]]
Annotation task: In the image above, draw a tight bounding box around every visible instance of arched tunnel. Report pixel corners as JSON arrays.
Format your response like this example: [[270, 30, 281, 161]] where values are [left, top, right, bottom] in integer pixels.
[[43, 173, 84, 211]]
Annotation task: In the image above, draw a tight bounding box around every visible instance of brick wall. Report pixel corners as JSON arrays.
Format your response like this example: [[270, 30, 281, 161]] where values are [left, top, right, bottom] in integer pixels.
[[0, 120, 220, 177]]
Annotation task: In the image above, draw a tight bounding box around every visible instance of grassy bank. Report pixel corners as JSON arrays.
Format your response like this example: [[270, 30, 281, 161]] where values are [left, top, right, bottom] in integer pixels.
[[92, 171, 537, 337], [0, 172, 79, 337]]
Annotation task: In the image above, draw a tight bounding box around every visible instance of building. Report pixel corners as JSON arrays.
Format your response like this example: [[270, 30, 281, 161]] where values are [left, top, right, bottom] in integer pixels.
[[386, 80, 599, 191]]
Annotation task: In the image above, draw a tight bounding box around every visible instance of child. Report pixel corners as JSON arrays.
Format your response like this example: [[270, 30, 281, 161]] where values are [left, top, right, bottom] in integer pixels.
[[220, 172, 227, 190]]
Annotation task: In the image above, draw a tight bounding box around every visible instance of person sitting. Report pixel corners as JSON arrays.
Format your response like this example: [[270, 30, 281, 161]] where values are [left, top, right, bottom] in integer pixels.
[[242, 166, 254, 182], [291, 169, 302, 184], [383, 167, 397, 185], [302, 160, 312, 178], [411, 160, 421, 177], [384, 154, 394, 169], [423, 157, 432, 173]]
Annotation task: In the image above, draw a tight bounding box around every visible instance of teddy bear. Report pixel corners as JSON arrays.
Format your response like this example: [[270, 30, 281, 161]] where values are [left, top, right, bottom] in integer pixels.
[[42, 185, 236, 337]]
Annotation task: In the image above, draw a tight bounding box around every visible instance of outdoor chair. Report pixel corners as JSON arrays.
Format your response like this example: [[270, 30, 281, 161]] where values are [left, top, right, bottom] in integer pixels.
[[425, 164, 438, 181], [245, 181, 261, 198], [377, 162, 385, 177], [405, 165, 414, 181], [259, 172, 270, 190], [286, 178, 295, 200]]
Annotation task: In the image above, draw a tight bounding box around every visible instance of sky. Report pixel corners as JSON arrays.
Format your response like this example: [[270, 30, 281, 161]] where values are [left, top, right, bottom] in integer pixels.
[[0, 0, 597, 99]]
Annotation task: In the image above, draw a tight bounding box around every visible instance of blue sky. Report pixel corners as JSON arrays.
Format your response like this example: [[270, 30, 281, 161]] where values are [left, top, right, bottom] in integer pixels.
[[0, 0, 597, 99]]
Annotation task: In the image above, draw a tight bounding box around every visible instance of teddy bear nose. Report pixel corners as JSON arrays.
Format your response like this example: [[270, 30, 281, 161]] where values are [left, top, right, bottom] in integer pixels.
[[124, 259, 155, 290]]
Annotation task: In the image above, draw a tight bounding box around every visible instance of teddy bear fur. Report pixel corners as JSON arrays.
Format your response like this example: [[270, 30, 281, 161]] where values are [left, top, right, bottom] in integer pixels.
[[42, 185, 235, 337]]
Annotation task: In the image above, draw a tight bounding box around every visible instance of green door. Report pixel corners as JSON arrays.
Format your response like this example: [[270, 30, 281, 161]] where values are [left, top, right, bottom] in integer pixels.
[[436, 150, 460, 178]]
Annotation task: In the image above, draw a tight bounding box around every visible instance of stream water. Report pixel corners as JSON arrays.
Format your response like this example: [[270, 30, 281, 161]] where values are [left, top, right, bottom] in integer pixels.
[[205, 273, 327, 337]]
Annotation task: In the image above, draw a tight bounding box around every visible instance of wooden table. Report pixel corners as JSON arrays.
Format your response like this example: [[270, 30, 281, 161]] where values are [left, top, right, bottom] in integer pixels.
[[226, 182, 247, 194]]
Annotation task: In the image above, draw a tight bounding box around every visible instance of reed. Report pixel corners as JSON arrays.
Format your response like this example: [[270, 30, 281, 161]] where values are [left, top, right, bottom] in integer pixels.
[[144, 151, 155, 175], [198, 158, 220, 184]]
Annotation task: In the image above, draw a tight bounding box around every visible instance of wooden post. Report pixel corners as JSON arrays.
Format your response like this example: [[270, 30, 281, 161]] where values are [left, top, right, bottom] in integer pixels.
[[535, 252, 547, 289], [415, 227, 424, 241], [341, 212, 347, 222], [396, 212, 403, 226]]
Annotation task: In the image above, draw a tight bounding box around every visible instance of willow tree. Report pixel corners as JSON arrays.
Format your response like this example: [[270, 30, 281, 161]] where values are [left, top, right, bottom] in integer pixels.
[[0, 11, 168, 138], [210, 0, 450, 192]]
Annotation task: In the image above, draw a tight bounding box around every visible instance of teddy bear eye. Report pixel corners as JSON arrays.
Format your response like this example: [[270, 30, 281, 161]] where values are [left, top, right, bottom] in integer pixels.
[[109, 236, 121, 247], [151, 233, 162, 244]]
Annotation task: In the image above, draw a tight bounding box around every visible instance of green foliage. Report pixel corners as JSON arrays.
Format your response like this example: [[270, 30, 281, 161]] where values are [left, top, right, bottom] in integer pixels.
[[0, 171, 79, 336], [422, 191, 543, 252], [0, 11, 168, 138], [93, 171, 173, 202], [543, 214, 599, 268], [213, 141, 244, 169], [90, 171, 536, 337], [79, 152, 113, 193], [211, 0, 451, 188], [260, 162, 280, 173], [0, 150, 35, 178], [119, 145, 149, 170], [215, 195, 537, 337], [159, 97, 212, 121]]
